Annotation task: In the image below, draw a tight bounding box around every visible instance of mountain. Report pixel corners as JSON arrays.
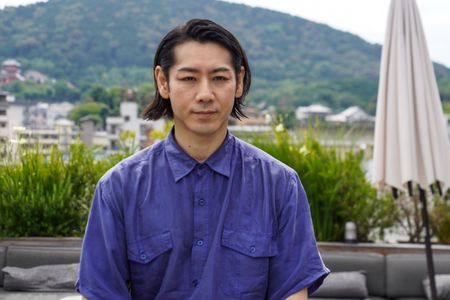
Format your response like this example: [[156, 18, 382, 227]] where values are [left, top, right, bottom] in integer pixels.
[[1, 0, 449, 112]]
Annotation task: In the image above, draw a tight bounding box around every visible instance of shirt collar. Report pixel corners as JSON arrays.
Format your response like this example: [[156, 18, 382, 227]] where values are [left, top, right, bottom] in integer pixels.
[[164, 128, 234, 182]]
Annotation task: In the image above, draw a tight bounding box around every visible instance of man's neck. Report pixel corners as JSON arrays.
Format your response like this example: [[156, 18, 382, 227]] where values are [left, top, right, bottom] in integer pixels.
[[173, 127, 227, 163]]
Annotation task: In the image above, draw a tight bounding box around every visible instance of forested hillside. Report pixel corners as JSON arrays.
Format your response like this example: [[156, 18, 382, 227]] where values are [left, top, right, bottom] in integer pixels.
[[1, 0, 449, 112]]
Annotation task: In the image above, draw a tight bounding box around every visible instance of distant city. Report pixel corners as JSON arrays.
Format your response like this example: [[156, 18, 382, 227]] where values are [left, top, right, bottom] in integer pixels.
[[0, 58, 385, 154]]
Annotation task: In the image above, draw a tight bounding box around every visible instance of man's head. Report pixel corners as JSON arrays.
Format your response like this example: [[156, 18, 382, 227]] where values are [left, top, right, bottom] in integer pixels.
[[143, 19, 251, 121]]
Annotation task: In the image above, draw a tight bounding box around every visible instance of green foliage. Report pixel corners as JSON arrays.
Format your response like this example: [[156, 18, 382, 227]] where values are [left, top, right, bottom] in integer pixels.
[[2, 0, 449, 110], [0, 143, 128, 237], [431, 194, 450, 244], [442, 101, 450, 115], [1, 80, 80, 102], [248, 128, 397, 242], [69, 100, 109, 125]]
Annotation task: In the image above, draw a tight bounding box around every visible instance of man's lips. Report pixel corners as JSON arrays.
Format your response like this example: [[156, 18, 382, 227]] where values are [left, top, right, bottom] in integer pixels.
[[193, 110, 217, 116]]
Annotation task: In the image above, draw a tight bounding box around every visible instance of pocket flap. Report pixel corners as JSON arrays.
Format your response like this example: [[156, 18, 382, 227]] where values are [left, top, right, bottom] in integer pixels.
[[221, 228, 278, 258], [127, 231, 173, 264]]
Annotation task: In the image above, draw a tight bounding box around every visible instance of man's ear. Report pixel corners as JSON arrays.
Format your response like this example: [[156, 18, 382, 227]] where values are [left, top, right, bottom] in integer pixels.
[[155, 66, 170, 99], [235, 66, 245, 98]]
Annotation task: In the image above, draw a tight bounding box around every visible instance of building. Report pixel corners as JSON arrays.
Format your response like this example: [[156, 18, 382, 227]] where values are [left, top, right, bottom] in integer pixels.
[[24, 70, 48, 84], [47, 102, 74, 127], [228, 105, 272, 133], [2, 89, 166, 154], [0, 91, 28, 142], [326, 106, 375, 125], [27, 101, 74, 129], [0, 59, 24, 84], [76, 90, 165, 152], [0, 92, 8, 139], [295, 104, 332, 122], [14, 118, 77, 154]]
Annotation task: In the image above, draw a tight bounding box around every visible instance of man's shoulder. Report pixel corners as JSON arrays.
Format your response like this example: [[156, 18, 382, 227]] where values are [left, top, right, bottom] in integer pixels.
[[233, 136, 297, 178], [99, 140, 165, 184]]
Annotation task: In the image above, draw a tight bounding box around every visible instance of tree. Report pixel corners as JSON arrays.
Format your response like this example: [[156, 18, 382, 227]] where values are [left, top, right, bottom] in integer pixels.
[[69, 100, 109, 126]]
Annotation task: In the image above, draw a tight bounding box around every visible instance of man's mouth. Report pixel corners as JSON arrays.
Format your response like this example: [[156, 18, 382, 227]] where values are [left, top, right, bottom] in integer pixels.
[[193, 110, 217, 116]]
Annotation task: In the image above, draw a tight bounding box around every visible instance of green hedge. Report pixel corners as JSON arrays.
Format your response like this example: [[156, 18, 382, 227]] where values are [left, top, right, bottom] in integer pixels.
[[0, 143, 127, 237], [1, 130, 397, 241], [247, 128, 397, 242]]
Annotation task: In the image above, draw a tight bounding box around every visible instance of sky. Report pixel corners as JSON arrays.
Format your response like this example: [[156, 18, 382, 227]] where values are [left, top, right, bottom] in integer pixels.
[[0, 0, 449, 67]]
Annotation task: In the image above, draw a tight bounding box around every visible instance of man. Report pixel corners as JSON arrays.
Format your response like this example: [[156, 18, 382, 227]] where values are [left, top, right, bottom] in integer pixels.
[[77, 19, 329, 299]]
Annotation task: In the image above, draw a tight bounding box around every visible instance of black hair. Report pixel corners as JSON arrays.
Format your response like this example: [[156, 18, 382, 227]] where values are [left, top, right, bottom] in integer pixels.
[[142, 18, 251, 120]]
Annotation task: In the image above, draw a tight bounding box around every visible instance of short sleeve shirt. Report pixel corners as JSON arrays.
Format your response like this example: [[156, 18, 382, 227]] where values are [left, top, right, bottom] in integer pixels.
[[77, 130, 329, 299]]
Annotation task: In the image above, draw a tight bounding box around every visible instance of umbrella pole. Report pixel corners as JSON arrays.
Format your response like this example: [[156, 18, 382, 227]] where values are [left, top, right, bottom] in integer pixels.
[[419, 187, 438, 300]]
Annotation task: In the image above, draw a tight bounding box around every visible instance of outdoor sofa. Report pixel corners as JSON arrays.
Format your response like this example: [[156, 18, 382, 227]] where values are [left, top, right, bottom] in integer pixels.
[[1, 245, 450, 299], [314, 251, 450, 300]]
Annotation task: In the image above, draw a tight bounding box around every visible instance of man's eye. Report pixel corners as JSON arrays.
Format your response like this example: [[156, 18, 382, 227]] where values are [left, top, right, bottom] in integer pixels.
[[214, 76, 228, 81], [181, 77, 195, 81]]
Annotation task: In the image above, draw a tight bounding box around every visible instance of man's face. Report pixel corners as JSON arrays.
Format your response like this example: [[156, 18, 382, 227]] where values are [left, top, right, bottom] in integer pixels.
[[155, 41, 244, 140]]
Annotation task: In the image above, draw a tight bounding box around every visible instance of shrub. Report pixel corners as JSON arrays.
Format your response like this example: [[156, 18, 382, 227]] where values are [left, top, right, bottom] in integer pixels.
[[0, 143, 127, 237], [248, 128, 397, 242], [431, 194, 450, 244]]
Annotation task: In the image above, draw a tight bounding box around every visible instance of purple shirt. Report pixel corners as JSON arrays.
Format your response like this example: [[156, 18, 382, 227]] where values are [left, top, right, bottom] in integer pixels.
[[77, 130, 329, 299]]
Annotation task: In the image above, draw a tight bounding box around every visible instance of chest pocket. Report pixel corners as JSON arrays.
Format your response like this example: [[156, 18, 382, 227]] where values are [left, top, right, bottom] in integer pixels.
[[127, 231, 173, 298], [220, 228, 278, 298]]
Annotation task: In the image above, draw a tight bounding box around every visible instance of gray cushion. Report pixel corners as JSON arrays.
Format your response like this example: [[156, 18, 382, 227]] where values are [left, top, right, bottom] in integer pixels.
[[423, 274, 450, 300], [386, 254, 450, 298], [311, 271, 368, 298], [0, 246, 6, 287], [321, 251, 386, 297], [2, 263, 79, 292]]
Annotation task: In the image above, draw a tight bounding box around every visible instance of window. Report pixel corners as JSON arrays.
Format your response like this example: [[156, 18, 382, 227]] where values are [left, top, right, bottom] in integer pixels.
[[124, 116, 130, 122], [0, 110, 6, 116]]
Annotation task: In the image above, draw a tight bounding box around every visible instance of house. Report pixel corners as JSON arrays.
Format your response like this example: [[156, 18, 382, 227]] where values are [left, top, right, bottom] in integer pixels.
[[295, 104, 332, 121], [228, 105, 272, 133], [24, 70, 48, 84], [325, 106, 375, 125]]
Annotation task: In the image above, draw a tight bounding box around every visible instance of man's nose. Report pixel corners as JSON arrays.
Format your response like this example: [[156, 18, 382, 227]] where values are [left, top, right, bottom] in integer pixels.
[[195, 79, 213, 102]]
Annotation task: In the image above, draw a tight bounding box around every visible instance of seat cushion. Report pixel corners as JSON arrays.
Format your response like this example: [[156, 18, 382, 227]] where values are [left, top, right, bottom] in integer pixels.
[[311, 271, 368, 298], [0, 290, 79, 299], [423, 274, 450, 300], [2, 263, 79, 292], [321, 251, 386, 297], [386, 253, 450, 298]]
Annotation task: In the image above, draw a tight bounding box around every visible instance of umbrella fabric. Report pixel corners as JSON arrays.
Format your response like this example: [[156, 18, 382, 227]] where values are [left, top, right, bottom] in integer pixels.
[[373, 0, 450, 193]]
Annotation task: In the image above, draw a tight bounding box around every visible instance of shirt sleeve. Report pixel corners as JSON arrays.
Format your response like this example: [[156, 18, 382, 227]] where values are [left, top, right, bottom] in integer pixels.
[[76, 179, 132, 300], [266, 173, 330, 300]]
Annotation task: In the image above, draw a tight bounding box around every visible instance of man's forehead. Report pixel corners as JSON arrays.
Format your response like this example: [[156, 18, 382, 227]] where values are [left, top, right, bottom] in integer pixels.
[[172, 41, 233, 69]]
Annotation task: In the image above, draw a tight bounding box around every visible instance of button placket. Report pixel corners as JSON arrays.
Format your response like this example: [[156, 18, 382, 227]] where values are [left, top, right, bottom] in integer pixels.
[[191, 164, 210, 289]]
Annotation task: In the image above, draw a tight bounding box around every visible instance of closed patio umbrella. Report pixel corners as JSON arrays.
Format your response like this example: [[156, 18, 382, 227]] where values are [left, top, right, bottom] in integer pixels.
[[373, 0, 450, 299]]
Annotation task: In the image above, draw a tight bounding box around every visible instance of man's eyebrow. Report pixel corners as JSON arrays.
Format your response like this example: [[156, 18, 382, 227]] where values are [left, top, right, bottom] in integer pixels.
[[177, 67, 199, 73], [210, 67, 232, 74], [176, 67, 232, 74]]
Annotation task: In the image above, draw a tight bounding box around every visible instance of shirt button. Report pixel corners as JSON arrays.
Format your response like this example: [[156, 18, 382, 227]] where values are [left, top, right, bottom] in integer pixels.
[[196, 239, 204, 246], [249, 246, 256, 253], [192, 279, 199, 287], [140, 254, 147, 260], [199, 199, 206, 206]]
